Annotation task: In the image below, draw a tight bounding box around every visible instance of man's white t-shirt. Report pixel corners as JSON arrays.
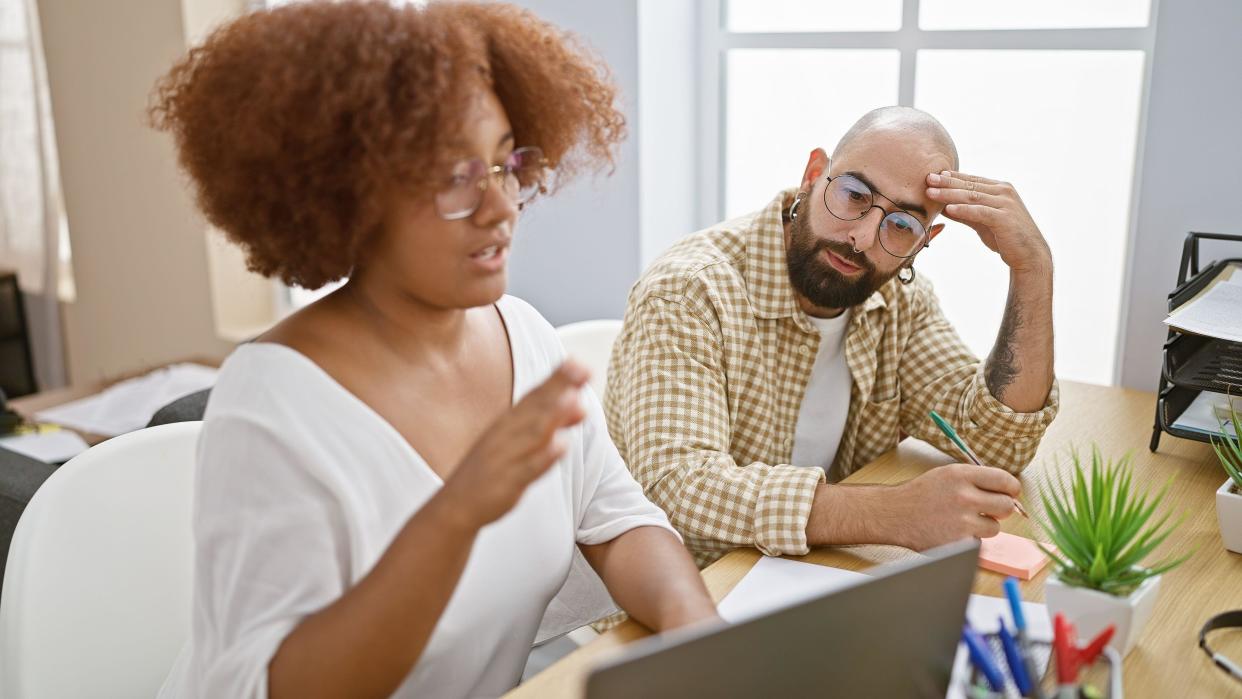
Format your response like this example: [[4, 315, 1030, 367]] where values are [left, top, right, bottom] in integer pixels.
[[161, 295, 676, 699], [791, 311, 853, 474]]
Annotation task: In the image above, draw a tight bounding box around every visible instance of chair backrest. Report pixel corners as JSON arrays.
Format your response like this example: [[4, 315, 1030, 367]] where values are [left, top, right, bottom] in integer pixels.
[[0, 422, 200, 699], [556, 319, 624, 397]]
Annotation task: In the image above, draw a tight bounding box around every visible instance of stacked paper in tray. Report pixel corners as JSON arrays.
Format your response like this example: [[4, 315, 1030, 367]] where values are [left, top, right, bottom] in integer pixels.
[[1164, 263, 1242, 342]]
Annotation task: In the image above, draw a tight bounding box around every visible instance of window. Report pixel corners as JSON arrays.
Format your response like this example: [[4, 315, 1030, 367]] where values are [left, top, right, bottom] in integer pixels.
[[0, 0, 73, 302], [709, 0, 1155, 385]]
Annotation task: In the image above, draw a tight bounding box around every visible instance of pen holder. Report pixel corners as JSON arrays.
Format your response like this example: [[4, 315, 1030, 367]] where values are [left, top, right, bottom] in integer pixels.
[[959, 637, 1124, 699]]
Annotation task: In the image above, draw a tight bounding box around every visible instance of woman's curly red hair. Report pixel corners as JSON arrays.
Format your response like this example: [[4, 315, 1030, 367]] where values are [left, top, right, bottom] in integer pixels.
[[149, 0, 625, 288]]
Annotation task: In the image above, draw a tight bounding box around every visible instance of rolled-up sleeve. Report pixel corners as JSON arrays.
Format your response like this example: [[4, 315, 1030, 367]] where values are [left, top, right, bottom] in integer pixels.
[[897, 281, 1059, 473]]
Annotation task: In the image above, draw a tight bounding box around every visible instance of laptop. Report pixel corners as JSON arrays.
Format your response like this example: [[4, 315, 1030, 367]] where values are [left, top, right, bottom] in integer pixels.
[[585, 538, 980, 699]]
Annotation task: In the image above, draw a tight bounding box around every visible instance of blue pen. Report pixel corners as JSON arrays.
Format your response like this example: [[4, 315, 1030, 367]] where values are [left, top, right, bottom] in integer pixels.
[[1004, 577, 1047, 699], [998, 616, 1033, 696], [962, 623, 1005, 692], [1004, 577, 1027, 632]]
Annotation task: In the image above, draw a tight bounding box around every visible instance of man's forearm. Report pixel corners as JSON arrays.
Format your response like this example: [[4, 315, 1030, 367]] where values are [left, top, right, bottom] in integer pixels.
[[805, 482, 907, 548], [985, 267, 1054, 413]]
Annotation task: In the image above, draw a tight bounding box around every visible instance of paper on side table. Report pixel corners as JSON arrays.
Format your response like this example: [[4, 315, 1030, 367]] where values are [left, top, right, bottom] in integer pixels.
[[0, 429, 89, 463], [34, 363, 218, 437]]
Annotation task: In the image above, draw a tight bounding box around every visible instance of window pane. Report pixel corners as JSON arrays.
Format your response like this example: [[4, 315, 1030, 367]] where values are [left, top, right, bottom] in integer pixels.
[[725, 49, 899, 218], [727, 0, 902, 33], [914, 50, 1145, 385], [919, 0, 1150, 30]]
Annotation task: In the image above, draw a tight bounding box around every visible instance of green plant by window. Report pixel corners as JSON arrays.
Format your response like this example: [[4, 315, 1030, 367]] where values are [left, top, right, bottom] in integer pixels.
[[1036, 446, 1189, 597], [1211, 400, 1242, 491]]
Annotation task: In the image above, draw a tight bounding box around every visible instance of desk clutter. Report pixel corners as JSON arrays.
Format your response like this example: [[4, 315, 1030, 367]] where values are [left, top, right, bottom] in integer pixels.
[[712, 555, 1115, 698], [32, 363, 217, 438], [1152, 231, 1242, 451], [1, 363, 217, 465]]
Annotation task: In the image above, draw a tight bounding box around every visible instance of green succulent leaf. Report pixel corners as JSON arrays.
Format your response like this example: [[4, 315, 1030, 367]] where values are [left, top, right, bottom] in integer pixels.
[[1034, 445, 1190, 596], [1211, 400, 1242, 490]]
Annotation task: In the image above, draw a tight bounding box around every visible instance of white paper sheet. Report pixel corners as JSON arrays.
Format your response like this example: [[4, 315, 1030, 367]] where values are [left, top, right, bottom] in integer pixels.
[[1165, 281, 1242, 342], [0, 429, 89, 463], [1172, 390, 1239, 437], [34, 363, 218, 437], [716, 556, 869, 623]]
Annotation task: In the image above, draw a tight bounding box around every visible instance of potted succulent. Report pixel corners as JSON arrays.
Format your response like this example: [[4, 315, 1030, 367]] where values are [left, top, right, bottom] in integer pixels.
[[1212, 400, 1242, 554], [1036, 446, 1190, 655]]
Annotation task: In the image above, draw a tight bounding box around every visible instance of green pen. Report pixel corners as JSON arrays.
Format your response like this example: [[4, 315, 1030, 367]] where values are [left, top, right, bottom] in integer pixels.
[[929, 410, 1029, 519]]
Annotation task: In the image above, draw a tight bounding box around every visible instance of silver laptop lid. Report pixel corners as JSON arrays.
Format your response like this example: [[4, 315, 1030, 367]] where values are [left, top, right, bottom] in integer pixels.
[[585, 538, 980, 699]]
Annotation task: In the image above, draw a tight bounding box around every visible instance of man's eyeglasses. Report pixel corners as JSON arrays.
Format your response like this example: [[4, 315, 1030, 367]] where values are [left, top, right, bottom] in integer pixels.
[[435, 146, 547, 221], [822, 174, 928, 258]]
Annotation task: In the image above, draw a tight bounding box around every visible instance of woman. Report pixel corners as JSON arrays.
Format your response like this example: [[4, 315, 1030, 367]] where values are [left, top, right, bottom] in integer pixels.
[[148, 2, 718, 697]]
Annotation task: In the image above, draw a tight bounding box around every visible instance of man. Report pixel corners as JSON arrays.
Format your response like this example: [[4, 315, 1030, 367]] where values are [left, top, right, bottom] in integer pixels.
[[604, 107, 1058, 567]]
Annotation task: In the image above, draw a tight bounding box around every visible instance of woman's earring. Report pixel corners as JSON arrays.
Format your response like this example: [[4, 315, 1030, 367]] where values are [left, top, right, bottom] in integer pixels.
[[788, 192, 807, 220], [898, 265, 916, 285]]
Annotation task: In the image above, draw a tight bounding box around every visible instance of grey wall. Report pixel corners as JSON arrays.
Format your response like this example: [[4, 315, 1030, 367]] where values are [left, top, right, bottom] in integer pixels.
[[506, 0, 642, 326], [1117, 0, 1242, 390], [638, 0, 700, 269]]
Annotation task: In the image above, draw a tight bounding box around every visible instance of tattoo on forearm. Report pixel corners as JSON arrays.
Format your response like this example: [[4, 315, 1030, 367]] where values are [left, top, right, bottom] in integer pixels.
[[985, 300, 1022, 399]]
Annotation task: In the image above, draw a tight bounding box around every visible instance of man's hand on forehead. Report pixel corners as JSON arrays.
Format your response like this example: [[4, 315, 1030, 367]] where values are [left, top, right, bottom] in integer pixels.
[[924, 170, 1051, 275]]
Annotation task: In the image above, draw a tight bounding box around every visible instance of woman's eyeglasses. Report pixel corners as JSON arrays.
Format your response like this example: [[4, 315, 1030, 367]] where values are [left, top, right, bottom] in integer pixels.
[[435, 146, 547, 221]]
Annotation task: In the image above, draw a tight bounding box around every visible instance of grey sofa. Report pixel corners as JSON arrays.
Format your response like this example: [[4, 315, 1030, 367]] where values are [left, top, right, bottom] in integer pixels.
[[0, 447, 57, 597]]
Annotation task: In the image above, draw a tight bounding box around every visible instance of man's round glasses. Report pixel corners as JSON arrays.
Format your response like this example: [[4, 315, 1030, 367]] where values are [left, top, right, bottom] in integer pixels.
[[435, 146, 547, 221], [822, 174, 928, 258]]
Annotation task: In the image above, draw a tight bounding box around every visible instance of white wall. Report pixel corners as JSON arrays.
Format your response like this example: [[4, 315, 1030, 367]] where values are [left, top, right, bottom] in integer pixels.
[[638, 0, 700, 269], [37, 0, 234, 383], [506, 0, 643, 326], [1117, 0, 1242, 390], [507, 0, 700, 325]]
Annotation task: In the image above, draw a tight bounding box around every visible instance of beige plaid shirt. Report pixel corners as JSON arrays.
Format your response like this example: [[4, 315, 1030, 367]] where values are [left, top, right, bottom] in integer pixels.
[[604, 189, 1059, 567]]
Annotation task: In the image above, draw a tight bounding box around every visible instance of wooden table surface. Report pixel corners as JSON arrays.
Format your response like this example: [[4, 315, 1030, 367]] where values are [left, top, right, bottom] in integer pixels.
[[506, 380, 1242, 698]]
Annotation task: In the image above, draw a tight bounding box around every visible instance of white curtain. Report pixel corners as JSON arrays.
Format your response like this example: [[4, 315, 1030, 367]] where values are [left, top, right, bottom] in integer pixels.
[[0, 0, 67, 390]]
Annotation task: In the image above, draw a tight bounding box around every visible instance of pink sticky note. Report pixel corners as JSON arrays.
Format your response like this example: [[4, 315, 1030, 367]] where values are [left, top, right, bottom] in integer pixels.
[[978, 531, 1051, 580]]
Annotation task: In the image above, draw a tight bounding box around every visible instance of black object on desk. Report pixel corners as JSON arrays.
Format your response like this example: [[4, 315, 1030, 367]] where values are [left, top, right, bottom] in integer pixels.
[[1151, 231, 1242, 452], [0, 270, 38, 399]]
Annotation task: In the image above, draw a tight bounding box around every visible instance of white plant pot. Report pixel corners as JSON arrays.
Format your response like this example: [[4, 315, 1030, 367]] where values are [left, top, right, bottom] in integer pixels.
[[1218, 479, 1242, 554], [1044, 573, 1161, 656]]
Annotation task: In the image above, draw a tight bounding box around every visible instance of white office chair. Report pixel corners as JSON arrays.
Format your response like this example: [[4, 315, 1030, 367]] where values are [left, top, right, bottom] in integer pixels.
[[0, 422, 200, 699], [555, 319, 623, 397]]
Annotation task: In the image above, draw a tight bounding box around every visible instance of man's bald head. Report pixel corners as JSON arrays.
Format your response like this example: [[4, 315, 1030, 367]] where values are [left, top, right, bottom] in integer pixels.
[[832, 106, 959, 171]]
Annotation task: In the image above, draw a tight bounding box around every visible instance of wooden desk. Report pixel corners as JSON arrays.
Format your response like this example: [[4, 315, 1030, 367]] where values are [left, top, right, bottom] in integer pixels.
[[506, 381, 1242, 698]]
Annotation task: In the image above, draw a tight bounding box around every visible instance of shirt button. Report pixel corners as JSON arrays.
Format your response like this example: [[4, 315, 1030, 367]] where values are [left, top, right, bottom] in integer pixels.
[[783, 437, 793, 448], [798, 345, 810, 356]]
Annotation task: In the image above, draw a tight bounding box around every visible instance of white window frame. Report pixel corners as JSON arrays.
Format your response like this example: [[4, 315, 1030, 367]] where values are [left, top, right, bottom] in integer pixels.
[[699, 0, 1160, 385]]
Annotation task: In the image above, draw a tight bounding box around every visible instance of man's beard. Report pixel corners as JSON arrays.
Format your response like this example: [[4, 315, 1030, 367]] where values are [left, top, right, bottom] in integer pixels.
[[785, 197, 896, 310]]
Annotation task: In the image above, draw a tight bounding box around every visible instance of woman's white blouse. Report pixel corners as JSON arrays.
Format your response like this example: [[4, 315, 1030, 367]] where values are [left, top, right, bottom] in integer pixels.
[[165, 296, 676, 698]]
